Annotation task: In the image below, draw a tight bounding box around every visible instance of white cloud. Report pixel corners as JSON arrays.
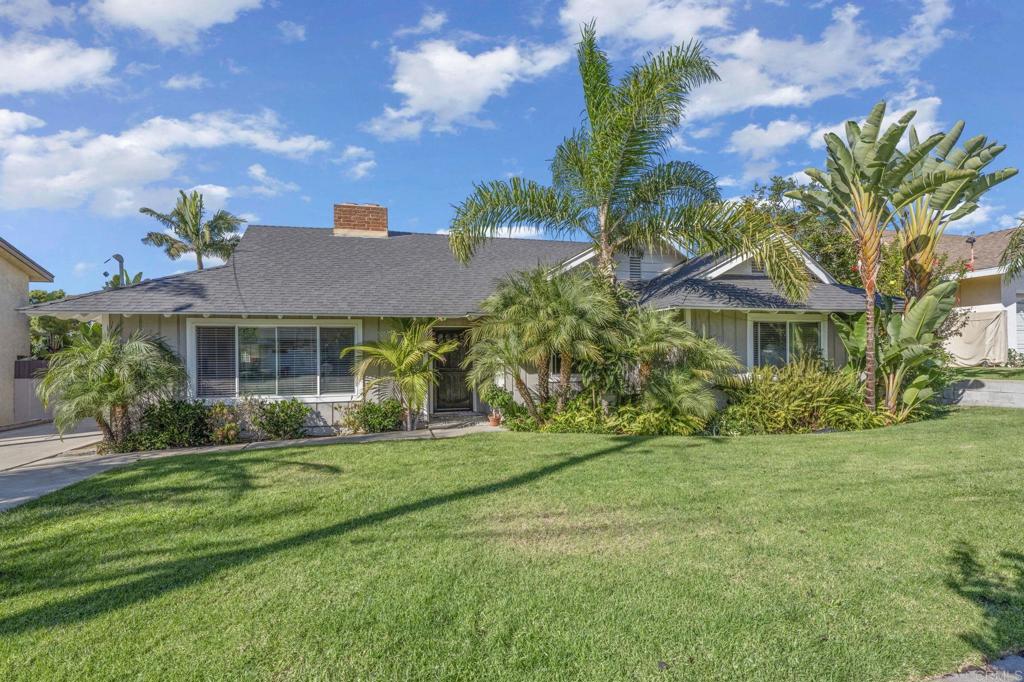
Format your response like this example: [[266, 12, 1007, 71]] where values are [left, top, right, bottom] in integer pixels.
[[72, 261, 96, 276], [238, 212, 259, 223], [0, 109, 44, 138], [394, 9, 447, 37], [686, 0, 952, 120], [0, 35, 116, 95], [944, 204, 1023, 235], [338, 145, 376, 179], [728, 118, 811, 159], [162, 73, 210, 90], [243, 163, 299, 196], [716, 175, 739, 188], [0, 110, 329, 214], [0, 0, 73, 28], [277, 20, 306, 42], [87, 0, 263, 47], [367, 40, 570, 140], [558, 0, 731, 46]]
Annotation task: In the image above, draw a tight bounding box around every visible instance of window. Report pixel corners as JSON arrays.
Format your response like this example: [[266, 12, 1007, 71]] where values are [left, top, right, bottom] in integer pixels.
[[751, 319, 823, 367], [193, 322, 358, 398], [629, 252, 643, 281]]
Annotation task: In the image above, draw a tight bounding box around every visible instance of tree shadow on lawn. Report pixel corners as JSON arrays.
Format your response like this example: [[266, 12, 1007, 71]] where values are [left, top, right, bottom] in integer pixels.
[[946, 541, 1024, 661], [0, 437, 649, 636]]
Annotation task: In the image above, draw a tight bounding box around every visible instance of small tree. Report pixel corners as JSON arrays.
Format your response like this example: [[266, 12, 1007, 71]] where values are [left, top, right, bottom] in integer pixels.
[[141, 190, 244, 270], [342, 319, 459, 431], [37, 329, 186, 446], [999, 218, 1024, 282]]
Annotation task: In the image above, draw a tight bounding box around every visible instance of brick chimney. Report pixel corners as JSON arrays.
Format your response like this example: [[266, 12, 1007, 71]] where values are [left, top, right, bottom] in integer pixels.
[[333, 202, 388, 237]]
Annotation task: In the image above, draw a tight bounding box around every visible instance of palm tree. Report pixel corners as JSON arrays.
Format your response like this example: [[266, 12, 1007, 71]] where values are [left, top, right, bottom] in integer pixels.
[[446, 23, 809, 300], [786, 102, 975, 409], [1000, 218, 1024, 281], [464, 334, 543, 423], [37, 329, 186, 445], [470, 267, 620, 411], [140, 190, 244, 270], [895, 122, 1016, 299], [341, 319, 460, 431]]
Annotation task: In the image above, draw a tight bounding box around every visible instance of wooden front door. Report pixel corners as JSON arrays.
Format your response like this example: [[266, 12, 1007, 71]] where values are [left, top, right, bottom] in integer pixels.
[[434, 329, 472, 411]]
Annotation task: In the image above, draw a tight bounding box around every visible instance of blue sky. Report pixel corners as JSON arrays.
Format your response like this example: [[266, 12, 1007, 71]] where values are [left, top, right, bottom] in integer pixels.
[[1, 0, 1021, 294]]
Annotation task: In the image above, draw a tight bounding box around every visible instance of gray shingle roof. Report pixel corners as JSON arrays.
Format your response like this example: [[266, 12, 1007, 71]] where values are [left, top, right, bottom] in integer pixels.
[[25, 227, 590, 318], [639, 272, 868, 312]]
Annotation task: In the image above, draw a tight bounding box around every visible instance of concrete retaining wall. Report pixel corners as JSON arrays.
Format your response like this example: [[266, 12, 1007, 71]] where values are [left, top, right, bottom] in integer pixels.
[[943, 379, 1024, 408]]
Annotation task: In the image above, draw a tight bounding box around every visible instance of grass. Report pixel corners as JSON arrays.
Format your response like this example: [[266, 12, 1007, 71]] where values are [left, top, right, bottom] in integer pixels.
[[956, 366, 1024, 380], [2, 408, 1024, 681]]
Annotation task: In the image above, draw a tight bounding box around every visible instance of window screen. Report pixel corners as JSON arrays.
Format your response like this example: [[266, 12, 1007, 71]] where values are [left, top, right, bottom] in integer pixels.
[[195, 326, 236, 397], [278, 327, 318, 395], [319, 327, 356, 394], [753, 321, 787, 367], [238, 327, 277, 395]]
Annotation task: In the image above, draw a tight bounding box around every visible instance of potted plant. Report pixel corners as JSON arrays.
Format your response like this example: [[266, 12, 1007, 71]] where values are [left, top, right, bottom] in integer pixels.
[[481, 383, 513, 427]]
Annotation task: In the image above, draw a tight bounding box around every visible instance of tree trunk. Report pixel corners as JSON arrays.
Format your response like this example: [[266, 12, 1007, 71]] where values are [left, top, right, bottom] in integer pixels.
[[196, 252, 204, 270], [513, 374, 544, 424], [597, 205, 616, 283], [863, 287, 877, 410], [536, 353, 550, 403], [556, 352, 572, 411], [95, 414, 115, 444], [637, 361, 652, 394], [110, 404, 128, 442]]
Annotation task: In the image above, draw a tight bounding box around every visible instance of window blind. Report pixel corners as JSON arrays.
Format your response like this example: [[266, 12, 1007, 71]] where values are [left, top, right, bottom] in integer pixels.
[[629, 253, 643, 281], [278, 327, 318, 395], [753, 321, 787, 367], [791, 322, 821, 359], [319, 327, 356, 394], [195, 326, 236, 397], [239, 327, 277, 395]]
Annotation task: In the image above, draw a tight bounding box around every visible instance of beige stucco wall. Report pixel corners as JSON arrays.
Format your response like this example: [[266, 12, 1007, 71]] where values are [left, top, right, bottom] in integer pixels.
[[957, 274, 1002, 307], [0, 252, 31, 425]]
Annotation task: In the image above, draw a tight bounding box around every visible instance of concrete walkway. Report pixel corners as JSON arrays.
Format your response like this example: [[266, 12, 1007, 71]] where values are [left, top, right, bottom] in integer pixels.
[[0, 423, 498, 512], [0, 420, 101, 472], [938, 655, 1024, 681]]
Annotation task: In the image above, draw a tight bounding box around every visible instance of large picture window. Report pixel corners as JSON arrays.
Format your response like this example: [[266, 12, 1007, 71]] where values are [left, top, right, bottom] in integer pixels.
[[193, 322, 359, 398], [751, 319, 824, 367]]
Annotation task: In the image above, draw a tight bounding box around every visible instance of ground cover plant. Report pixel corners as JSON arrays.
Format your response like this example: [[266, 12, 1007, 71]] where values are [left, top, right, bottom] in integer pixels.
[[2, 408, 1023, 681]]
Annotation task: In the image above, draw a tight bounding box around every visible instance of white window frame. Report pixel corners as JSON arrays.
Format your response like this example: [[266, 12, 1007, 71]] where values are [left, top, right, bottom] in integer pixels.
[[746, 313, 828, 368], [186, 317, 363, 403]]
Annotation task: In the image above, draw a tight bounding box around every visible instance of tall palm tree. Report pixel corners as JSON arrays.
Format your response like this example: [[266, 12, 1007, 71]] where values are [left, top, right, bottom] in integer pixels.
[[464, 334, 543, 423], [786, 102, 975, 408], [895, 121, 1016, 299], [140, 190, 244, 270], [37, 329, 186, 445], [341, 319, 459, 431], [446, 23, 809, 300]]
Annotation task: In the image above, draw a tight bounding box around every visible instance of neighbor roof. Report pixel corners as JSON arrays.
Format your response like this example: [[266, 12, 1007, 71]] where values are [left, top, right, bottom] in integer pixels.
[[24, 227, 589, 318], [883, 227, 1018, 272], [640, 270, 867, 312], [0, 237, 53, 282]]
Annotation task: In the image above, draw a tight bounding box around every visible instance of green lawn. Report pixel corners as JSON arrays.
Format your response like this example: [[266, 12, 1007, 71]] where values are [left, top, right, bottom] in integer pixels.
[[2, 409, 1024, 681], [956, 366, 1024, 380]]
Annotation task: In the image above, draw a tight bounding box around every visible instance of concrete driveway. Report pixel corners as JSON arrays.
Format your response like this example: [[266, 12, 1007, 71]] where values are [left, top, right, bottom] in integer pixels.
[[0, 420, 101, 472]]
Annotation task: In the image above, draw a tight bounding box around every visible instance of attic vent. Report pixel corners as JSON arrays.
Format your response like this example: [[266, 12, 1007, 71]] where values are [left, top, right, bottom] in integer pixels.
[[751, 262, 764, 274], [629, 252, 643, 281]]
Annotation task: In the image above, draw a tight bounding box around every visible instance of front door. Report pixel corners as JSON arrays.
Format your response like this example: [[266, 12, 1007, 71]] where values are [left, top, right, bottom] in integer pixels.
[[434, 329, 473, 411]]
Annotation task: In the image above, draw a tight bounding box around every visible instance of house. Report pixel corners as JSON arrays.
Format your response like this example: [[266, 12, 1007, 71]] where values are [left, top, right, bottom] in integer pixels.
[[23, 202, 865, 427], [0, 238, 53, 427], [929, 228, 1023, 366]]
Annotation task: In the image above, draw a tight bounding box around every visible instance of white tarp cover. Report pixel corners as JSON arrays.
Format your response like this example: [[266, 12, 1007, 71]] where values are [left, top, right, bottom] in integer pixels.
[[946, 310, 1007, 366]]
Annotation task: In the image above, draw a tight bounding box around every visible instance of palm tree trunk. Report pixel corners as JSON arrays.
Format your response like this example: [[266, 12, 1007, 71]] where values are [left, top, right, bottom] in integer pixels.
[[196, 252, 204, 270], [556, 352, 572, 411], [864, 287, 877, 410], [110, 404, 128, 442], [95, 414, 115, 444], [513, 375, 543, 424], [597, 205, 616, 282], [537, 353, 550, 403]]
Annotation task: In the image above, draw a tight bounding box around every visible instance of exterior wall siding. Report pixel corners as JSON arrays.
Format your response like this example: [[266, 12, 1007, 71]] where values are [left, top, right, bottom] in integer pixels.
[[0, 256, 31, 426]]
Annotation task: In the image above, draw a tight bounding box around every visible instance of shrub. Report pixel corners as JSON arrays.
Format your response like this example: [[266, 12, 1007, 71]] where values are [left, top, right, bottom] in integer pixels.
[[208, 402, 241, 445], [125, 399, 212, 451], [608, 404, 703, 436], [1008, 349, 1024, 368], [247, 398, 312, 440], [712, 359, 884, 435], [539, 400, 609, 434], [480, 383, 520, 417], [342, 399, 403, 434]]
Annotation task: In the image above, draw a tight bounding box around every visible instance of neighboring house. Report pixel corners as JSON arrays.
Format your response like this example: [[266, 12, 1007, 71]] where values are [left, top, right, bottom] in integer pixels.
[[0, 238, 53, 427], [23, 202, 863, 427], [929, 228, 1024, 366]]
